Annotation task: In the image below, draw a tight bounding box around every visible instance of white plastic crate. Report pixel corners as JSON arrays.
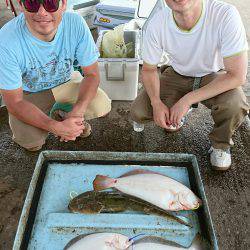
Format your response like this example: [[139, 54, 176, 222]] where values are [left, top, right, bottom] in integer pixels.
[[97, 30, 139, 101]]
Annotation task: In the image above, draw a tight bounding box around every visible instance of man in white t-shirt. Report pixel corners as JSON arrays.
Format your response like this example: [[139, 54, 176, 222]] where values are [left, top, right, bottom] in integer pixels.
[[130, 0, 249, 170]]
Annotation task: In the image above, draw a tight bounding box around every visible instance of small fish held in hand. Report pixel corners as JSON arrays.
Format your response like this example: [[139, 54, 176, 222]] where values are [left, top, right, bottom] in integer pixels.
[[93, 169, 202, 211]]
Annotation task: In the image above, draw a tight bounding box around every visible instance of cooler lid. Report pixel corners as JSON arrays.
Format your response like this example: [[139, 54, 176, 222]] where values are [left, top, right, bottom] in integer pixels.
[[72, 0, 100, 10], [96, 0, 137, 17]]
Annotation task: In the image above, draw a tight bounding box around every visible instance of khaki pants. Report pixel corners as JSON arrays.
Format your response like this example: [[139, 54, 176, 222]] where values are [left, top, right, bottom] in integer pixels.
[[130, 66, 249, 149], [9, 72, 111, 149]]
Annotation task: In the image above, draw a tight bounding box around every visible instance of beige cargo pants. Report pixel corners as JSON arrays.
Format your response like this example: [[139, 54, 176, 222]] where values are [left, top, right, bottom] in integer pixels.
[[9, 72, 111, 150], [130, 66, 249, 149]]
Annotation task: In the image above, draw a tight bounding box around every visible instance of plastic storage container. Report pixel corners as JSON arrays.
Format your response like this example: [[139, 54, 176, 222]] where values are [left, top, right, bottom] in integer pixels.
[[94, 0, 137, 29], [96, 0, 166, 101], [13, 151, 219, 250], [97, 30, 140, 101]]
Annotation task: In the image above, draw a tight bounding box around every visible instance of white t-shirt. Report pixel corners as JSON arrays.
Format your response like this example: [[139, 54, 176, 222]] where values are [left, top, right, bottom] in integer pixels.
[[142, 0, 248, 77]]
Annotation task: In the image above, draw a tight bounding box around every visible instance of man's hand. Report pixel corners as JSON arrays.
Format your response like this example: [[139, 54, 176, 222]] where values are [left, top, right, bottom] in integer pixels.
[[152, 100, 171, 129], [65, 102, 86, 121], [50, 117, 85, 142], [66, 110, 83, 122], [141, 62, 171, 129], [170, 97, 191, 127], [62, 112, 85, 141]]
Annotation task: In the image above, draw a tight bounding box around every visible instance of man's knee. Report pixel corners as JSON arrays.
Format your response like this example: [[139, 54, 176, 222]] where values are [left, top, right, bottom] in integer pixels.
[[96, 94, 111, 117], [130, 101, 148, 123], [84, 88, 111, 120], [13, 137, 46, 151], [216, 88, 249, 116], [130, 105, 141, 122], [129, 89, 153, 123], [25, 145, 43, 152], [9, 114, 48, 151]]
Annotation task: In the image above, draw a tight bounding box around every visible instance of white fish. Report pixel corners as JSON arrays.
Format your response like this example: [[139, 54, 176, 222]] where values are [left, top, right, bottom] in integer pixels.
[[93, 170, 201, 211], [64, 233, 132, 250]]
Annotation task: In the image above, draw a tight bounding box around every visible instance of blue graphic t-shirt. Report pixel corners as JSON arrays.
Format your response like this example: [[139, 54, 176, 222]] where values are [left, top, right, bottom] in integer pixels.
[[0, 12, 99, 92]]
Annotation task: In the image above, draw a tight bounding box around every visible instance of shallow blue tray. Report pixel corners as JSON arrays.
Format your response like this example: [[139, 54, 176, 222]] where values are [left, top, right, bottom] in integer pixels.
[[13, 151, 218, 250]]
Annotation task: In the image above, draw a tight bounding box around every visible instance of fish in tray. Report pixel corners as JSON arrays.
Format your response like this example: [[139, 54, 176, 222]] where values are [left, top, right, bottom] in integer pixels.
[[64, 232, 132, 250], [129, 234, 211, 250], [93, 169, 202, 211], [68, 190, 191, 227]]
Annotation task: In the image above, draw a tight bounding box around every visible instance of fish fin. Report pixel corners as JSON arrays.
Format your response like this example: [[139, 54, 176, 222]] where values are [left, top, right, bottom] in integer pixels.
[[119, 169, 162, 178], [93, 175, 115, 191], [98, 204, 106, 213]]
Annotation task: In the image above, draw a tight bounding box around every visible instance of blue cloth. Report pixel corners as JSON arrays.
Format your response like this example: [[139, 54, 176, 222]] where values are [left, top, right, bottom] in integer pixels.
[[0, 12, 99, 92]]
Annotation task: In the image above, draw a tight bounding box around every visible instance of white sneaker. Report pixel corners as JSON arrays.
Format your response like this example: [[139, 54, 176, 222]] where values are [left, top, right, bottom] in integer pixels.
[[209, 146, 231, 170]]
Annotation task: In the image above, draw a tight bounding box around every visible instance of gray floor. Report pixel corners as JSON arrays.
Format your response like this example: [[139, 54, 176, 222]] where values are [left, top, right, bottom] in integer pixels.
[[0, 1, 249, 250]]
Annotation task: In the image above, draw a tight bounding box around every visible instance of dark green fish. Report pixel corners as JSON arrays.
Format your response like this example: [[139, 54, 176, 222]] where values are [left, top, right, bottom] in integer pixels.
[[68, 191, 192, 227]]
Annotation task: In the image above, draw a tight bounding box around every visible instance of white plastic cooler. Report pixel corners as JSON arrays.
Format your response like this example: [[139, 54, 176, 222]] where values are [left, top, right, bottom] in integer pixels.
[[97, 0, 166, 101], [97, 30, 140, 101]]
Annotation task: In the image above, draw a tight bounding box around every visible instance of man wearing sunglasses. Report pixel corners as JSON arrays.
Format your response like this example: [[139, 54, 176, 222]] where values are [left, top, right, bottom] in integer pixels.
[[0, 0, 111, 151], [130, 0, 249, 170]]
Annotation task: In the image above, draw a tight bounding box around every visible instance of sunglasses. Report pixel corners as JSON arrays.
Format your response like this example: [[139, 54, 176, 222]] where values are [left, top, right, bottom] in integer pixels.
[[21, 0, 60, 13]]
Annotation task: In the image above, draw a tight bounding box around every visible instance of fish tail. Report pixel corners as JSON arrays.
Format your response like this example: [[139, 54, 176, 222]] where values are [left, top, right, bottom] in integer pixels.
[[93, 175, 116, 191]]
